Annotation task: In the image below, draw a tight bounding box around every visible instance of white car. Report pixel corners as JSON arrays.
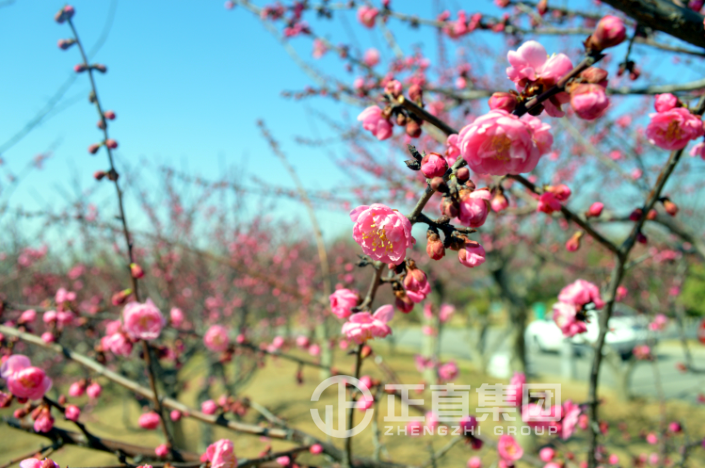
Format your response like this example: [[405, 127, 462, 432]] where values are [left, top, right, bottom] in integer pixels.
[[525, 304, 649, 358]]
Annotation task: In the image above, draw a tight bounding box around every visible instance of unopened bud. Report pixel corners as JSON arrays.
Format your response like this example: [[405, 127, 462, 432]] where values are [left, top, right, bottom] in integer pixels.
[[394, 290, 414, 313], [408, 84, 423, 103], [104, 110, 116, 120], [130, 263, 145, 279], [107, 169, 119, 181], [111, 288, 133, 306], [537, 0, 548, 15], [426, 231, 445, 260], [360, 345, 373, 358], [488, 92, 518, 113], [105, 139, 118, 149], [404, 159, 421, 171], [566, 231, 583, 252], [579, 67, 609, 86], [97, 120, 106, 130], [92, 64, 108, 73], [440, 197, 459, 218], [94, 171, 107, 180], [662, 198, 678, 216], [57, 39, 76, 50], [74, 64, 87, 73], [406, 120, 422, 138], [55, 5, 75, 23], [88, 143, 101, 155], [647, 209, 657, 220], [430, 177, 448, 193], [636, 232, 648, 244], [385, 79, 403, 98], [588, 15, 626, 51], [586, 201, 604, 218], [395, 112, 408, 126], [420, 153, 448, 179], [455, 167, 470, 184]]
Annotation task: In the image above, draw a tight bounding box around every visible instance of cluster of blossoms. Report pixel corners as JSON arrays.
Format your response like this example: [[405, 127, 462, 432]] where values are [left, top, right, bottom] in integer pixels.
[[552, 280, 604, 337], [1, 355, 54, 432], [646, 94, 704, 151], [101, 299, 165, 356]]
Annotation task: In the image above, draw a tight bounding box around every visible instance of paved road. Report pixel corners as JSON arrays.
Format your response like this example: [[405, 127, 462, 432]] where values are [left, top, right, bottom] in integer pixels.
[[391, 326, 705, 404]]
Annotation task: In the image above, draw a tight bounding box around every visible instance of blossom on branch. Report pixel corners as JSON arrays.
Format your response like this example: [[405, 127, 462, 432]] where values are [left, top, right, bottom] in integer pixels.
[[350, 204, 415, 265]]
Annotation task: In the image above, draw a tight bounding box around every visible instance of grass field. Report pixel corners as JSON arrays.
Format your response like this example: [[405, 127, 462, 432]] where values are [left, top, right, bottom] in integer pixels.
[[1, 343, 703, 467]]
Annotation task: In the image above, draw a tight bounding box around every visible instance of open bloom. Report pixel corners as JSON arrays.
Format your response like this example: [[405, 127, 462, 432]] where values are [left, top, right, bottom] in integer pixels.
[[204, 325, 230, 352], [204, 439, 237, 468], [458, 110, 553, 175], [497, 435, 524, 463], [506, 41, 573, 117], [357, 106, 393, 141], [1, 355, 52, 400], [646, 107, 704, 151], [123, 299, 165, 341], [558, 279, 604, 309], [357, 5, 378, 28], [329, 288, 360, 319], [341, 305, 394, 344], [363, 48, 380, 67], [350, 204, 415, 265], [438, 361, 459, 381], [552, 302, 587, 337], [458, 189, 491, 227]]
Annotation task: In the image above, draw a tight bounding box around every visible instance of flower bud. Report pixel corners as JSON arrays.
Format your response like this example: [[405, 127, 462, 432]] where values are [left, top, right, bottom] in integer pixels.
[[636, 232, 648, 244], [395, 112, 408, 126], [420, 153, 448, 179], [488, 92, 518, 113], [579, 67, 609, 86], [629, 208, 643, 222], [105, 139, 118, 149], [107, 169, 119, 181], [406, 120, 422, 138], [97, 120, 106, 130], [566, 231, 583, 252], [57, 39, 76, 50], [440, 197, 459, 218], [74, 64, 87, 73], [130, 263, 145, 279], [537, 0, 548, 15], [647, 209, 657, 220], [570, 84, 609, 121], [92, 64, 108, 73], [491, 190, 508, 212], [430, 177, 449, 193], [360, 345, 373, 358], [111, 288, 133, 306], [394, 290, 414, 313], [456, 167, 470, 184], [586, 201, 604, 218], [458, 240, 486, 268], [55, 5, 75, 23], [88, 143, 101, 154], [104, 110, 116, 120], [385, 80, 403, 98], [65, 404, 81, 421], [588, 15, 626, 51], [408, 84, 423, 103], [426, 231, 445, 260], [654, 93, 679, 113], [661, 198, 678, 216]]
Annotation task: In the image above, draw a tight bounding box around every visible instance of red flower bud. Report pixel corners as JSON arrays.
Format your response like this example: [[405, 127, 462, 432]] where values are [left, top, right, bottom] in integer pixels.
[[430, 177, 448, 193], [105, 139, 118, 149], [94, 171, 107, 180], [104, 110, 116, 120], [420, 153, 448, 179], [456, 167, 470, 184], [74, 64, 87, 73], [488, 92, 518, 113], [586, 201, 604, 218], [662, 198, 678, 216], [589, 15, 626, 51], [111, 288, 133, 306], [130, 263, 145, 279], [406, 120, 422, 138], [92, 64, 108, 73], [566, 231, 583, 252], [88, 143, 101, 154], [408, 84, 423, 103]]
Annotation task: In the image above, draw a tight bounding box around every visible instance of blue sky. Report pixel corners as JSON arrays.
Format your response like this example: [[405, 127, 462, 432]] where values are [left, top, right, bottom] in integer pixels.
[[2, 0, 703, 245]]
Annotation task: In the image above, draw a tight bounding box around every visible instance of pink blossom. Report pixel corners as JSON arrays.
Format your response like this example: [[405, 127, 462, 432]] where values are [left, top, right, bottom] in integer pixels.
[[65, 404, 81, 421], [406, 419, 423, 436], [559, 279, 604, 309], [459, 189, 491, 228], [33, 409, 54, 433], [155, 444, 169, 457], [562, 400, 581, 439], [296, 335, 310, 348], [20, 459, 59, 468], [609, 454, 620, 465], [1, 355, 52, 400], [460, 415, 478, 434], [204, 439, 237, 468], [272, 336, 284, 348], [170, 410, 182, 421], [458, 110, 553, 175], [357, 6, 379, 28], [308, 343, 321, 356], [357, 106, 393, 141], [19, 309, 36, 323], [646, 433, 658, 445], [655, 93, 679, 112], [358, 394, 375, 410], [590, 15, 626, 50], [489, 92, 518, 113], [138, 411, 161, 430], [363, 48, 380, 67], [329, 288, 360, 319], [41, 333, 55, 344], [570, 84, 609, 120], [204, 325, 230, 352], [689, 142, 705, 159], [506, 41, 573, 116], [276, 456, 290, 466], [202, 400, 218, 415], [586, 201, 604, 217], [310, 444, 323, 454], [497, 434, 523, 463], [170, 307, 184, 327], [438, 361, 459, 381], [350, 204, 415, 265], [468, 457, 482, 468], [420, 153, 448, 179], [616, 285, 628, 301], [55, 287, 76, 305], [425, 411, 439, 430], [458, 241, 486, 268], [102, 333, 133, 357], [506, 372, 525, 406], [539, 448, 555, 462], [341, 305, 394, 344], [123, 299, 165, 341], [537, 192, 562, 214], [312, 39, 327, 59], [649, 313, 668, 331], [86, 382, 102, 399], [69, 381, 85, 397], [552, 302, 587, 337], [646, 107, 704, 151], [439, 304, 455, 323], [403, 267, 431, 303], [446, 134, 461, 165]]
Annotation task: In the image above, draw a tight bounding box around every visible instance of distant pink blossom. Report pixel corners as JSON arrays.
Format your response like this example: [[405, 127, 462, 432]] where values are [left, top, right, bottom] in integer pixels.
[[438, 361, 459, 381], [312, 39, 328, 59], [646, 107, 704, 151], [1, 355, 52, 400], [586, 201, 604, 217], [155, 444, 169, 457], [363, 48, 380, 67], [329, 288, 359, 319], [341, 305, 394, 344], [204, 325, 230, 352], [561, 400, 581, 439], [123, 299, 165, 341], [204, 439, 237, 468], [506, 372, 525, 406], [468, 457, 482, 468], [170, 307, 184, 327], [20, 459, 59, 468], [350, 204, 415, 265], [559, 279, 604, 309], [86, 382, 102, 399], [33, 409, 54, 433], [458, 110, 553, 175], [497, 434, 523, 463], [539, 448, 555, 462], [138, 412, 161, 430], [202, 400, 218, 414], [357, 5, 379, 28], [357, 106, 393, 141]]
